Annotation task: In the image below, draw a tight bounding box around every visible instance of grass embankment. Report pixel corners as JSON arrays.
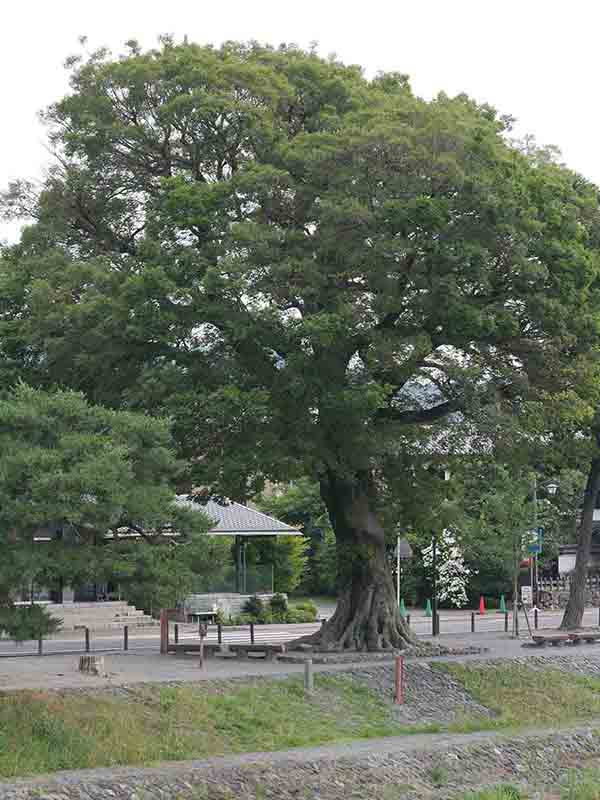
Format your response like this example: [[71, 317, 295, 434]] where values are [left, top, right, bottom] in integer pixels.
[[437, 662, 600, 732], [0, 676, 406, 778], [460, 768, 600, 798], [4, 663, 600, 780]]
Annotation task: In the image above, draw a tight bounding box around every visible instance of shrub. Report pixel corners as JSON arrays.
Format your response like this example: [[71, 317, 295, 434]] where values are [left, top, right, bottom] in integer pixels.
[[285, 604, 318, 623], [243, 595, 264, 616], [269, 593, 288, 617], [0, 605, 62, 642], [292, 600, 318, 618]]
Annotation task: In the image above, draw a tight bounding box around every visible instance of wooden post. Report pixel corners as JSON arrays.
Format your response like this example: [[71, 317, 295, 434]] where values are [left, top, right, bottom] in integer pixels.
[[38, 637, 43, 656], [159, 609, 169, 655], [123, 625, 129, 651], [304, 659, 314, 693], [504, 612, 509, 633], [174, 623, 179, 644], [198, 623, 207, 670], [217, 623, 222, 644], [250, 622, 255, 644], [394, 655, 404, 704], [471, 612, 475, 633], [85, 627, 90, 653], [534, 608, 539, 630]]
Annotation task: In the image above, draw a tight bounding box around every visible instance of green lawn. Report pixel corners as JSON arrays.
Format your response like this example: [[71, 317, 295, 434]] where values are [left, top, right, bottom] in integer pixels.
[[0, 676, 411, 778], [5, 663, 600, 780], [437, 662, 600, 731], [458, 769, 600, 799]]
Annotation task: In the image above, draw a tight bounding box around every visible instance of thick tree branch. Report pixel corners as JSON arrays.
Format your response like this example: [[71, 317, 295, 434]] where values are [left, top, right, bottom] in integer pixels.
[[376, 399, 462, 425]]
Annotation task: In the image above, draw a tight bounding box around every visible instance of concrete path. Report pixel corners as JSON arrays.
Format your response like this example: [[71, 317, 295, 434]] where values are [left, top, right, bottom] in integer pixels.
[[0, 629, 593, 692]]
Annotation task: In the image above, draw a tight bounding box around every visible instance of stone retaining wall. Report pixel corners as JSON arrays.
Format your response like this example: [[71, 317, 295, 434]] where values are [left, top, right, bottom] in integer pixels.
[[539, 577, 600, 608]]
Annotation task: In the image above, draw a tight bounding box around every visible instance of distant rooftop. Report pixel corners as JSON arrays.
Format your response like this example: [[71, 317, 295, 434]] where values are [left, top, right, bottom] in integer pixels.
[[175, 496, 302, 537]]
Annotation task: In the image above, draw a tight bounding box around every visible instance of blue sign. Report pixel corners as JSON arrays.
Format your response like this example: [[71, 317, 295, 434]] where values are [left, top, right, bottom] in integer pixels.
[[528, 543, 541, 555]]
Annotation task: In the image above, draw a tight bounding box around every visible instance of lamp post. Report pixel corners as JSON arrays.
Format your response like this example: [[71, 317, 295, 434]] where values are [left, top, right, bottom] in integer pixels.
[[531, 477, 559, 609], [396, 536, 413, 609]]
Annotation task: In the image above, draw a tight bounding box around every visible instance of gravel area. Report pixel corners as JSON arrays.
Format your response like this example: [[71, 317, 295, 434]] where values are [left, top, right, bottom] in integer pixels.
[[340, 662, 495, 725]]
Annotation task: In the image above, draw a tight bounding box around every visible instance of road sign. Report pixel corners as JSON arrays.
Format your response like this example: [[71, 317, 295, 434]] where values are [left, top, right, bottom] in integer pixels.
[[528, 543, 541, 554], [521, 586, 533, 605]]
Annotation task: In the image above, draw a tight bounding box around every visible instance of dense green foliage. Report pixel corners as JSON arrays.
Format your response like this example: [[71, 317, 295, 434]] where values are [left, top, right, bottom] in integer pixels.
[[257, 480, 338, 595], [225, 594, 318, 624], [0, 677, 403, 778], [3, 40, 600, 645], [0, 383, 210, 633]]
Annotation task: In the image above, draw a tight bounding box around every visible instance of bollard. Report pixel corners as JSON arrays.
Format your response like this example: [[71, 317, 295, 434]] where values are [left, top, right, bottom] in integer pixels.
[[436, 613, 440, 635], [174, 623, 179, 644], [198, 623, 207, 670], [504, 612, 509, 633], [534, 609, 538, 630], [38, 637, 43, 656], [218, 623, 222, 645], [406, 614, 411, 627], [123, 625, 129, 652], [159, 609, 170, 655], [85, 627, 90, 653], [471, 612, 475, 633], [394, 655, 404, 704], [250, 622, 255, 644], [304, 659, 314, 693]]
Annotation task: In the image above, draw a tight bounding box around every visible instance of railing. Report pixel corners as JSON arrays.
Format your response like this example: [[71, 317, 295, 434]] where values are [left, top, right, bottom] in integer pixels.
[[3, 607, 600, 658]]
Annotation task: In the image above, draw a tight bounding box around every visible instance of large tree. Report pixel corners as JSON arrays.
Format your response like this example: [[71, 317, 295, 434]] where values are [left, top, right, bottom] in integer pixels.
[[3, 41, 600, 649], [0, 383, 209, 637]]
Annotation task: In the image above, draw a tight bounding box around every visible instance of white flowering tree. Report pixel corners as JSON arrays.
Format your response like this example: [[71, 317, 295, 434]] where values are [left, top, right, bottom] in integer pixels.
[[422, 529, 472, 608]]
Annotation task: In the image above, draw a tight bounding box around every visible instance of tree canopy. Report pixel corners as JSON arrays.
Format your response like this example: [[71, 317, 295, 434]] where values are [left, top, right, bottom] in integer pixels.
[[0, 383, 209, 637], [3, 40, 600, 648]]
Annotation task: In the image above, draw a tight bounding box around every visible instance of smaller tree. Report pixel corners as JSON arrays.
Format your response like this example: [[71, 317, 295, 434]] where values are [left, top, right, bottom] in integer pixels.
[[472, 467, 535, 635], [422, 529, 472, 608], [0, 383, 209, 638]]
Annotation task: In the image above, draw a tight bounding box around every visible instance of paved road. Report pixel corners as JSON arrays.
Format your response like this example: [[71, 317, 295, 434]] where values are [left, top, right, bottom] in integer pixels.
[[0, 606, 595, 657]]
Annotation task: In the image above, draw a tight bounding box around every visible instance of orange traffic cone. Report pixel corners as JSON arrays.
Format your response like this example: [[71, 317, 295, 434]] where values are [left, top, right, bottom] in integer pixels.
[[478, 595, 486, 615]]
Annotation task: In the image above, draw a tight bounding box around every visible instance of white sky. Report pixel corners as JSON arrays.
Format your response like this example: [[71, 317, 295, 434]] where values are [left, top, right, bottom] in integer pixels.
[[2, 0, 599, 242]]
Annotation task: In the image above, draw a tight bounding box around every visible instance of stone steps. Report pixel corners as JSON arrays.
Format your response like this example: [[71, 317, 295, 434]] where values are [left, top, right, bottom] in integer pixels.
[[35, 602, 158, 631]]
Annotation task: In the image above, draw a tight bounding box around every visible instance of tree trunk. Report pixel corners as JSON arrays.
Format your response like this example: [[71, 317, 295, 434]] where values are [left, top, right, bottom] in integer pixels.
[[561, 456, 600, 630], [293, 471, 415, 651]]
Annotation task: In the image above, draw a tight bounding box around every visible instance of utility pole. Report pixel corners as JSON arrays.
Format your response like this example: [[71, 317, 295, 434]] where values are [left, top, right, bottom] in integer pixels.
[[532, 475, 538, 609], [432, 534, 438, 636], [396, 533, 401, 608]]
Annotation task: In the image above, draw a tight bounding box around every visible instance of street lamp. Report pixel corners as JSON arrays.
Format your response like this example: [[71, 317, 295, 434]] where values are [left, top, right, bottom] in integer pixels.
[[396, 536, 413, 608], [531, 477, 559, 608]]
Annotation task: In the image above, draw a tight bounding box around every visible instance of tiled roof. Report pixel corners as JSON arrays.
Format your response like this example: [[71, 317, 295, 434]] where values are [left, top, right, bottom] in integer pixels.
[[175, 496, 301, 536]]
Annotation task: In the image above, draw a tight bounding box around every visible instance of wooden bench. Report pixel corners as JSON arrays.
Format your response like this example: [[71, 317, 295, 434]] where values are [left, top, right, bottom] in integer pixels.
[[169, 642, 221, 656], [568, 631, 600, 645], [532, 633, 570, 647], [228, 643, 287, 660], [167, 642, 286, 660]]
